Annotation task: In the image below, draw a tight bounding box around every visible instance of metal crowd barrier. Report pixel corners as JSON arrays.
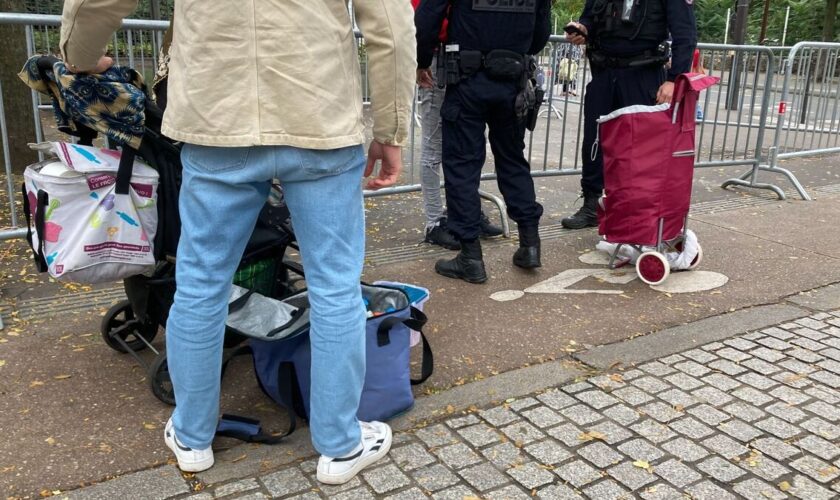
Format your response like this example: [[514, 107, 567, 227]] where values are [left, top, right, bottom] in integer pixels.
[[2, 12, 840, 242]]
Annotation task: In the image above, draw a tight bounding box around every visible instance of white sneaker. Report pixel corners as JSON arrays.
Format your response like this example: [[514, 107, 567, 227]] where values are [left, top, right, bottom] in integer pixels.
[[316, 421, 392, 485], [164, 418, 215, 472]]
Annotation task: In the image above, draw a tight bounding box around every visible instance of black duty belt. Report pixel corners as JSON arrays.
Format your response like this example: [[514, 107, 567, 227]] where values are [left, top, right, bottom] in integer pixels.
[[458, 49, 526, 81], [588, 50, 669, 69]]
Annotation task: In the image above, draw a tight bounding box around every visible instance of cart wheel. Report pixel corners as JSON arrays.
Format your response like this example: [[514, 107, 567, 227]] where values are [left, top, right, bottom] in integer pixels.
[[689, 244, 703, 270], [636, 252, 671, 286], [101, 300, 158, 353], [149, 353, 176, 406]]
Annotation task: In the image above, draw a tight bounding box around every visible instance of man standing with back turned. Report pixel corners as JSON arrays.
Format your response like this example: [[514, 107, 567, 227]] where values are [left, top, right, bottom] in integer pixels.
[[60, 0, 415, 486], [561, 0, 696, 229], [416, 0, 551, 284]]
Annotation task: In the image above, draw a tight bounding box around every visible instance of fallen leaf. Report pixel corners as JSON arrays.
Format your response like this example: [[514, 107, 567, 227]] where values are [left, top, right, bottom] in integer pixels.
[[445, 405, 455, 414], [819, 466, 838, 477], [578, 431, 607, 442], [609, 374, 624, 383], [53, 374, 72, 380], [143, 423, 157, 430], [633, 460, 651, 470], [0, 360, 5, 367], [674, 404, 685, 412], [231, 454, 248, 463], [30, 380, 45, 388], [45, 437, 56, 445], [778, 481, 791, 492]]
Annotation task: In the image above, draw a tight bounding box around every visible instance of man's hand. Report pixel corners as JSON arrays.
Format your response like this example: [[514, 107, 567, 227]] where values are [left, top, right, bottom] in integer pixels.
[[365, 141, 402, 190], [416, 68, 434, 89], [66, 55, 114, 74], [565, 22, 588, 46], [656, 81, 675, 105]]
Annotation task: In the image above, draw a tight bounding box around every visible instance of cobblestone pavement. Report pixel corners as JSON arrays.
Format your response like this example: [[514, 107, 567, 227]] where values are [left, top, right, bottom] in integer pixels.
[[68, 309, 840, 500]]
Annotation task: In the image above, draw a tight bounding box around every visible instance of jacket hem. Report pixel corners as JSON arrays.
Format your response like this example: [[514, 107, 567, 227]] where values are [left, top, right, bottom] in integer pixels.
[[161, 125, 367, 150]]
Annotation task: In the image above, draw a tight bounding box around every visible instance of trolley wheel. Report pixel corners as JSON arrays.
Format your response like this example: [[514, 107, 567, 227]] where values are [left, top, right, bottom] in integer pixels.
[[689, 243, 703, 270], [636, 251, 670, 286], [149, 353, 176, 406], [101, 300, 158, 353]]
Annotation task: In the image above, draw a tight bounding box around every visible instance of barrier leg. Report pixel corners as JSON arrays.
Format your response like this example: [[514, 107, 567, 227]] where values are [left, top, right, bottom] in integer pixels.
[[478, 189, 510, 238]]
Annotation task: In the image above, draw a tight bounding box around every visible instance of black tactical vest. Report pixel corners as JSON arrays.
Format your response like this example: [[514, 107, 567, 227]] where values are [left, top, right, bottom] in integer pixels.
[[590, 0, 667, 42]]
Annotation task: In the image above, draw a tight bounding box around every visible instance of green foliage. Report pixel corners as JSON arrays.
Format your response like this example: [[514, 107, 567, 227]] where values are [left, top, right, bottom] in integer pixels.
[[696, 0, 837, 45]]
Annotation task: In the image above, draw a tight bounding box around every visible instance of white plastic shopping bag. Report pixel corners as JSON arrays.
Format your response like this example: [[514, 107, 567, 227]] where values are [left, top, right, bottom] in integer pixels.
[[22, 142, 158, 283]]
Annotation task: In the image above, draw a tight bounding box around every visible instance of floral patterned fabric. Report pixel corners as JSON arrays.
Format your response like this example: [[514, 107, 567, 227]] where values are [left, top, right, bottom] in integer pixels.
[[18, 56, 146, 149]]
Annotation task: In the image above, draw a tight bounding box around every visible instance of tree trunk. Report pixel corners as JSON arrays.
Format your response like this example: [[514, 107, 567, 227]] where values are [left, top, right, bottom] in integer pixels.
[[0, 0, 38, 174], [824, 0, 838, 42]]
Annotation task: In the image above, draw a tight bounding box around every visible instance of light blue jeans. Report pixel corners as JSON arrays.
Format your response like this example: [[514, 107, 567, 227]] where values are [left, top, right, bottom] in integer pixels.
[[419, 56, 446, 229], [166, 143, 367, 458]]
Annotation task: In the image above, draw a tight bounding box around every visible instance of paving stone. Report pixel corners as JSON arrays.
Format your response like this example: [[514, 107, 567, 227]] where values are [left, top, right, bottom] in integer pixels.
[[563, 382, 595, 394], [260, 467, 311, 498], [747, 454, 791, 481], [798, 326, 831, 341], [535, 483, 584, 500], [767, 402, 809, 424], [701, 434, 748, 459], [742, 358, 782, 375], [682, 349, 718, 364], [690, 386, 731, 406], [617, 439, 665, 462], [547, 422, 585, 448], [639, 483, 683, 500], [733, 478, 787, 500], [687, 404, 730, 426], [772, 370, 812, 388], [612, 386, 655, 406], [509, 397, 541, 412], [669, 417, 715, 440], [506, 461, 557, 489], [213, 478, 259, 497], [685, 481, 738, 500], [186, 494, 213, 500], [588, 420, 634, 445], [719, 419, 763, 443], [768, 386, 811, 406], [603, 404, 641, 426], [484, 485, 531, 500], [789, 348, 825, 364], [431, 485, 477, 500], [752, 437, 800, 461], [525, 440, 572, 465], [555, 460, 602, 487], [757, 337, 795, 350], [701, 373, 742, 391], [630, 419, 677, 444], [501, 420, 546, 446], [434, 443, 483, 469], [658, 388, 699, 408], [482, 442, 526, 469], [446, 414, 481, 429], [697, 456, 747, 482], [458, 462, 510, 492], [631, 376, 673, 394], [607, 461, 657, 490], [520, 406, 563, 429], [788, 474, 837, 500], [725, 337, 760, 351], [755, 416, 803, 440], [653, 458, 702, 488], [458, 423, 503, 448], [819, 358, 840, 376], [581, 480, 630, 500], [796, 317, 830, 330], [707, 359, 748, 376], [806, 386, 840, 404], [559, 404, 602, 426], [362, 464, 412, 494], [62, 466, 190, 500], [317, 477, 362, 497], [664, 373, 704, 392], [762, 327, 795, 340], [792, 337, 828, 351], [384, 488, 431, 500], [537, 390, 577, 410], [575, 390, 620, 410], [621, 369, 645, 380], [659, 354, 686, 364], [722, 401, 766, 422], [796, 435, 840, 461], [673, 360, 711, 378], [578, 442, 624, 468], [228, 494, 268, 500], [780, 358, 818, 374], [639, 361, 677, 376], [790, 455, 840, 483], [717, 347, 752, 363], [416, 424, 459, 448], [703, 341, 727, 351], [801, 417, 840, 440], [732, 387, 774, 406], [805, 403, 840, 425], [411, 463, 460, 492], [743, 331, 765, 341], [589, 374, 627, 391], [750, 347, 787, 363], [393, 433, 417, 446], [661, 437, 709, 462], [391, 443, 437, 471], [639, 402, 683, 423], [480, 406, 521, 428], [737, 372, 779, 390]]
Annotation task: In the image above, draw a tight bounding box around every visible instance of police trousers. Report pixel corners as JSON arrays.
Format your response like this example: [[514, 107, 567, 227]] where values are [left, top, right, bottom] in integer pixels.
[[441, 72, 543, 241], [581, 64, 666, 196]]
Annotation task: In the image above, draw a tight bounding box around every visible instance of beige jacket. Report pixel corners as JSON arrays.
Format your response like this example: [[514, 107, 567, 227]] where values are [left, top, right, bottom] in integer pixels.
[[60, 0, 416, 149]]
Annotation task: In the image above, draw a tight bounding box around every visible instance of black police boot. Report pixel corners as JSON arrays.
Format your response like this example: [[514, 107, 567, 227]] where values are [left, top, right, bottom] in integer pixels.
[[434, 239, 487, 284], [424, 217, 461, 250], [479, 211, 504, 238], [513, 225, 541, 269], [560, 193, 600, 229]]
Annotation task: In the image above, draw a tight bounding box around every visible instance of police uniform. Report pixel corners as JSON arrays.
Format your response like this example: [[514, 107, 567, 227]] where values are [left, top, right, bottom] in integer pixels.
[[561, 0, 697, 230], [416, 0, 551, 284]]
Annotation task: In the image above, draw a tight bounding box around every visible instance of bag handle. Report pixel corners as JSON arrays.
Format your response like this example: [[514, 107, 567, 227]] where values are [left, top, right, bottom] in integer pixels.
[[411, 331, 434, 386], [374, 307, 434, 385], [21, 183, 47, 272], [34, 189, 50, 272], [115, 147, 137, 196]]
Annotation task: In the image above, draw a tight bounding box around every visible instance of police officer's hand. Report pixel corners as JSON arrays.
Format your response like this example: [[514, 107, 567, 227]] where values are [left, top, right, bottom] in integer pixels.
[[365, 141, 402, 190], [65, 55, 114, 74], [417, 68, 434, 89], [565, 22, 587, 46], [656, 81, 675, 105]]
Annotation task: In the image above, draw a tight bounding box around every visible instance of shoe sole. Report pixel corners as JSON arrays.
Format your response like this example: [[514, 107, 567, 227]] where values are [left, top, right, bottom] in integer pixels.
[[165, 430, 215, 472], [560, 220, 598, 230], [514, 261, 542, 269], [316, 426, 393, 485], [425, 239, 461, 251], [435, 267, 488, 284]]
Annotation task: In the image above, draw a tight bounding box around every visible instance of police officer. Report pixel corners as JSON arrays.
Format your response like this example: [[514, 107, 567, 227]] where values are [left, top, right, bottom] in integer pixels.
[[560, 0, 696, 229], [415, 0, 551, 284]]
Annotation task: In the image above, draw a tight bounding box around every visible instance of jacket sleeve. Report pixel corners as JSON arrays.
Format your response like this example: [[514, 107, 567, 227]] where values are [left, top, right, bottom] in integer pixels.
[[578, 0, 596, 34], [354, 0, 417, 146], [666, 0, 697, 81], [415, 0, 449, 69], [528, 0, 552, 55], [60, 0, 139, 72]]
